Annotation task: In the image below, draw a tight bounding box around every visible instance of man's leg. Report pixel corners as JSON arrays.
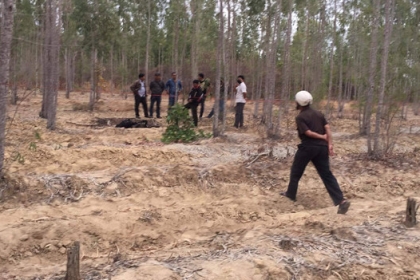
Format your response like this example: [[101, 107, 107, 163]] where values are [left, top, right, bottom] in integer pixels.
[[150, 97, 155, 117], [134, 95, 140, 118], [141, 97, 149, 117], [311, 146, 344, 206], [199, 96, 206, 118], [192, 104, 198, 126], [169, 96, 175, 107], [284, 145, 313, 200], [234, 103, 240, 128], [156, 96, 161, 118], [239, 103, 245, 127]]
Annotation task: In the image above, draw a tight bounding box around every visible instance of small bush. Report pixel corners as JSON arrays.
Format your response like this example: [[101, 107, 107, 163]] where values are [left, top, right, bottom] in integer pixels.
[[162, 104, 197, 143]]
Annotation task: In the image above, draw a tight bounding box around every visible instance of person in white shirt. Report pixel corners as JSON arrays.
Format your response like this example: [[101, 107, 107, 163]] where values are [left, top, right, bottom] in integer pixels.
[[234, 75, 247, 128], [130, 73, 149, 118]]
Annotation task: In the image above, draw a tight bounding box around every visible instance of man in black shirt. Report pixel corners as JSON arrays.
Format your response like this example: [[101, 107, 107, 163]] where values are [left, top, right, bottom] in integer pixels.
[[185, 80, 204, 127], [281, 91, 350, 214], [149, 73, 165, 118]]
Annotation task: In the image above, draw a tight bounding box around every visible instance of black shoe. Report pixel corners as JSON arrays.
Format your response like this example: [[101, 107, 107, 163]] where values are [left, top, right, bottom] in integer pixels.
[[337, 200, 351, 215], [157, 116, 162, 119], [280, 192, 296, 202]]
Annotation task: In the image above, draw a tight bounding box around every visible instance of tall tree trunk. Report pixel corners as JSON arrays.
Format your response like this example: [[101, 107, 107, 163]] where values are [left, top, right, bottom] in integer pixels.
[[145, 0, 151, 89], [0, 0, 15, 174], [89, 48, 97, 111], [65, 48, 71, 98], [364, 0, 380, 145], [190, 0, 200, 80], [275, 0, 292, 136], [229, 7, 237, 108], [45, 0, 61, 130], [213, 0, 223, 137], [110, 46, 114, 91], [337, 39, 344, 118], [253, 55, 263, 118], [372, 0, 395, 157], [262, 1, 273, 125], [326, 0, 337, 118], [267, 0, 283, 137], [301, 6, 309, 89], [174, 19, 179, 74]]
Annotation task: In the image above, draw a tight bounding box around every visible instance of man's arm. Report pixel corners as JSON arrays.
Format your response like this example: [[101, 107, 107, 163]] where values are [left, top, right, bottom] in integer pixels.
[[324, 124, 334, 156], [130, 81, 138, 93], [304, 130, 327, 141]]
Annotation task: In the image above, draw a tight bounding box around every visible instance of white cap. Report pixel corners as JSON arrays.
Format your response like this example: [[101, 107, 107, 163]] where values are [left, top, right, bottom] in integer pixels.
[[295, 91, 313, 106]]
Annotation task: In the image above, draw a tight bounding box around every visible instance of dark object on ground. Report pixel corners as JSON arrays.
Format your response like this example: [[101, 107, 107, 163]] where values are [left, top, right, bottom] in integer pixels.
[[65, 241, 81, 280], [405, 197, 418, 227], [115, 118, 160, 128]]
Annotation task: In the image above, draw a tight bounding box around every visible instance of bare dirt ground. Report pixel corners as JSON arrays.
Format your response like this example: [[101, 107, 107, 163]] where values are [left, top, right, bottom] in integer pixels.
[[1, 92, 420, 280]]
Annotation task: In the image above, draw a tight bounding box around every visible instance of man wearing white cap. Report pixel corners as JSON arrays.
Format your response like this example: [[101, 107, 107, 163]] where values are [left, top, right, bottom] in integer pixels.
[[281, 91, 350, 214]]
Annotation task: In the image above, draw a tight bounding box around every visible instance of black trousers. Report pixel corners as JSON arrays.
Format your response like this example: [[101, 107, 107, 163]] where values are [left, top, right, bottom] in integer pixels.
[[286, 144, 344, 206], [199, 95, 207, 118], [134, 95, 148, 118], [234, 102, 245, 128], [185, 102, 198, 126], [150, 96, 161, 118]]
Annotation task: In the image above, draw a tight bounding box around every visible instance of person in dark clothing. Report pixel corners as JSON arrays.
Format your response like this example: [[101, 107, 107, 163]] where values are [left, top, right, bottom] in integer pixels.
[[280, 90, 350, 215], [207, 79, 225, 120], [198, 73, 211, 119], [130, 73, 148, 118], [184, 80, 204, 127], [149, 73, 165, 118]]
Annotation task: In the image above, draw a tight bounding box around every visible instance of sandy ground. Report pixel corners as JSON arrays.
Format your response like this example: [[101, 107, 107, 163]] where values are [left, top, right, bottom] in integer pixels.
[[1, 91, 420, 280]]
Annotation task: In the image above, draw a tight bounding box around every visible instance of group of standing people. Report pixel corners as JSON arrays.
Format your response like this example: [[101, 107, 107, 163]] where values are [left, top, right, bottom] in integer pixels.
[[130, 72, 247, 128], [130, 72, 182, 119]]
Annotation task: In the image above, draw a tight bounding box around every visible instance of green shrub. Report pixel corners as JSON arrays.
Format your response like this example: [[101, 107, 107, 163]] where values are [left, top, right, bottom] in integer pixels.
[[162, 104, 198, 143]]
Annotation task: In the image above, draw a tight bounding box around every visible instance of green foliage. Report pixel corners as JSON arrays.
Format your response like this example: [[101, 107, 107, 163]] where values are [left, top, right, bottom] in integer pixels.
[[198, 130, 212, 139], [29, 142, 37, 151], [13, 153, 25, 164], [162, 104, 197, 144], [34, 130, 41, 140]]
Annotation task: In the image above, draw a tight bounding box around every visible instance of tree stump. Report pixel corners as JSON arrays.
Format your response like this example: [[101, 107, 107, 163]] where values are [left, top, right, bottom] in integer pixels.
[[65, 241, 81, 280], [405, 197, 418, 228]]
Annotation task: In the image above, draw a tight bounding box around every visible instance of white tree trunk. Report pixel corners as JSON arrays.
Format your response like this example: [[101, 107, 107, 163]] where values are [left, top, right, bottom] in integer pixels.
[[372, 0, 395, 157]]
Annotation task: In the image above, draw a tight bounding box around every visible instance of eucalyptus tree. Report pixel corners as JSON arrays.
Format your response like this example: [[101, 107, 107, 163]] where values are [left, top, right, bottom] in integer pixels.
[[0, 0, 16, 174]]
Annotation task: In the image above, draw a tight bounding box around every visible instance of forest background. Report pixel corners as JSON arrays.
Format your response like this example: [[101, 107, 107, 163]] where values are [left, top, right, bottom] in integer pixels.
[[0, 0, 419, 172]]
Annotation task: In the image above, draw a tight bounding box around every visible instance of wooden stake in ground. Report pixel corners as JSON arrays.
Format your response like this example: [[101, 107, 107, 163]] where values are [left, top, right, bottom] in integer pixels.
[[65, 241, 81, 280], [405, 197, 418, 228]]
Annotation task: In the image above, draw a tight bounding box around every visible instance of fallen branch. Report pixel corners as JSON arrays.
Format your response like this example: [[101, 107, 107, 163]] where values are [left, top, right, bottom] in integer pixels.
[[247, 152, 270, 166]]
